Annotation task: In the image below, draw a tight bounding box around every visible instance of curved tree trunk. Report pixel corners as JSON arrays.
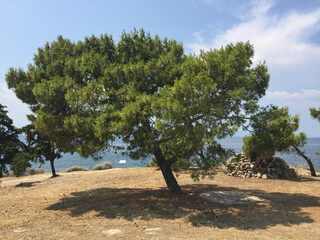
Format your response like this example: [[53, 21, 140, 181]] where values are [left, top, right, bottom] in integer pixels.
[[49, 158, 58, 177], [292, 145, 317, 177], [154, 147, 182, 194]]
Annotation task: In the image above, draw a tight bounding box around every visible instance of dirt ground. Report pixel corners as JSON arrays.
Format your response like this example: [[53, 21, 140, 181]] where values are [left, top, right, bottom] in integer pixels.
[[1, 167, 320, 240]]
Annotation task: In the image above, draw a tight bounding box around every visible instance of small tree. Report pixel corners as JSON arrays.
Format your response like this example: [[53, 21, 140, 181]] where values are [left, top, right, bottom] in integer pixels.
[[243, 105, 317, 176], [0, 104, 23, 177], [310, 106, 320, 159], [11, 152, 32, 177], [21, 115, 62, 177]]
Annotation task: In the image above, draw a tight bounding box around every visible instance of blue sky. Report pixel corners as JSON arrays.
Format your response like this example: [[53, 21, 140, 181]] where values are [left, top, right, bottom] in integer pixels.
[[0, 0, 319, 136]]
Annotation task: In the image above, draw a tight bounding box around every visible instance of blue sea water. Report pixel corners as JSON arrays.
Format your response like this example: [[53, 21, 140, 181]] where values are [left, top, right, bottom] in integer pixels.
[[34, 137, 320, 173]]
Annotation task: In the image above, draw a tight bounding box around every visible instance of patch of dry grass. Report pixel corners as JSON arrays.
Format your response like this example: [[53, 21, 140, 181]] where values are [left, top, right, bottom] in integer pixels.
[[92, 161, 112, 170], [0, 168, 320, 240], [63, 166, 89, 172]]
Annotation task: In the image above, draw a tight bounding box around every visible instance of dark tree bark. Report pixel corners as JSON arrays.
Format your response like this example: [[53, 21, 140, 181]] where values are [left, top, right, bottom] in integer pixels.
[[154, 147, 182, 194], [292, 145, 317, 177], [49, 157, 58, 177]]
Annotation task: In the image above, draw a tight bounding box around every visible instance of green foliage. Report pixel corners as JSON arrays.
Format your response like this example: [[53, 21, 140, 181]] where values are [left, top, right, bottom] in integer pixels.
[[0, 104, 24, 177], [21, 115, 62, 176], [146, 157, 158, 167], [310, 107, 320, 159], [6, 29, 270, 186], [147, 157, 191, 171], [11, 152, 32, 177], [243, 105, 306, 159], [28, 168, 45, 175], [63, 166, 88, 172], [310, 107, 320, 123]]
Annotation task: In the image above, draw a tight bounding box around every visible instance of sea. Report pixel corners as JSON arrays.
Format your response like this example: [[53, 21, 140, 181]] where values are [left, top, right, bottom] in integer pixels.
[[32, 137, 320, 173]]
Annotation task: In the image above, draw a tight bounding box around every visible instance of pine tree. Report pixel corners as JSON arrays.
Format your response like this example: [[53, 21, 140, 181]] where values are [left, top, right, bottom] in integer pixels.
[[6, 30, 270, 193], [0, 104, 21, 177]]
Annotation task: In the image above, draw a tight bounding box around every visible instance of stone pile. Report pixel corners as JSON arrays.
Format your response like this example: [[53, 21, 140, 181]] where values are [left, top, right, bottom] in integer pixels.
[[225, 153, 297, 179]]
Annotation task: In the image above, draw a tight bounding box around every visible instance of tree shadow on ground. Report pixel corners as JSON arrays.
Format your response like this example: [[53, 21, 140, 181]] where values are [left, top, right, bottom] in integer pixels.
[[292, 176, 320, 182], [46, 184, 320, 230], [15, 181, 41, 188]]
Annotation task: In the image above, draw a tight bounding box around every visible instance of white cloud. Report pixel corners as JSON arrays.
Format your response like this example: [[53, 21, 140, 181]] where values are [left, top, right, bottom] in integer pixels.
[[188, 1, 320, 136], [266, 89, 320, 100], [193, 31, 205, 43], [188, 0, 320, 67], [0, 83, 31, 127]]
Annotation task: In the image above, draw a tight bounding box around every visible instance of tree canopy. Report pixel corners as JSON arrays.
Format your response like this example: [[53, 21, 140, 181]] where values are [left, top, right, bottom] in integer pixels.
[[243, 105, 316, 176], [310, 107, 320, 123], [6, 29, 270, 193], [0, 104, 22, 177], [21, 115, 62, 177], [310, 106, 320, 160]]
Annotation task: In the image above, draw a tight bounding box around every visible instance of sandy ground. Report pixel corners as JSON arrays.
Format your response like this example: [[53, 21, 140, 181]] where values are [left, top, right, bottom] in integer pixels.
[[1, 167, 320, 240]]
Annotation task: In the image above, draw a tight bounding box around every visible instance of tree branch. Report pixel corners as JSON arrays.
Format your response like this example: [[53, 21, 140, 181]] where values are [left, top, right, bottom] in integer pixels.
[[167, 156, 177, 166], [157, 136, 175, 144], [292, 145, 317, 177]]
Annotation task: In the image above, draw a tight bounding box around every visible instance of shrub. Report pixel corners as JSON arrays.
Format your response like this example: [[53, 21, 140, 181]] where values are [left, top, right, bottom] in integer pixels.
[[28, 168, 45, 175], [92, 161, 113, 170], [147, 157, 190, 171], [63, 166, 88, 172], [5, 171, 15, 177], [11, 153, 32, 177], [147, 157, 158, 167]]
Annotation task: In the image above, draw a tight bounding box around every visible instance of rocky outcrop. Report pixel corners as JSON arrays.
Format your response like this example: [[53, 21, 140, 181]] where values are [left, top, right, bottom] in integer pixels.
[[225, 153, 297, 179]]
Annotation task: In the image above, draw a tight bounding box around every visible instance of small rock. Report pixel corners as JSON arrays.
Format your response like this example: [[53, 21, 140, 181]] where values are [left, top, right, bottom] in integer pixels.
[[143, 227, 162, 235], [13, 228, 27, 233], [102, 229, 122, 236], [261, 174, 268, 179], [200, 191, 266, 205], [266, 174, 274, 179]]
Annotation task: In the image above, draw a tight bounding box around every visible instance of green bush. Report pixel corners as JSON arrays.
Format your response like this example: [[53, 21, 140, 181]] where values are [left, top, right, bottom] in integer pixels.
[[242, 106, 308, 161], [92, 161, 112, 170], [5, 171, 15, 177], [28, 168, 45, 175], [11, 153, 32, 177], [146, 157, 158, 167], [147, 157, 190, 171], [243, 134, 279, 160], [63, 166, 88, 172]]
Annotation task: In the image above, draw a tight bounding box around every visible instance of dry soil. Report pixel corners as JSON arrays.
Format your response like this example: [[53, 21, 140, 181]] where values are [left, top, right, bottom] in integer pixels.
[[1, 167, 320, 240]]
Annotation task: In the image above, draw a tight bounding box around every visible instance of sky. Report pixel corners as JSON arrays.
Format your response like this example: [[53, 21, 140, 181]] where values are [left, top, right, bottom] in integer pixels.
[[0, 0, 319, 136]]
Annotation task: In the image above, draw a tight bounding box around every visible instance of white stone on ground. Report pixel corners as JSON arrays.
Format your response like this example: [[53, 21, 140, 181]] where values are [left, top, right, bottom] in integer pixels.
[[143, 227, 162, 234], [13, 228, 27, 233], [102, 229, 122, 235], [200, 191, 266, 205]]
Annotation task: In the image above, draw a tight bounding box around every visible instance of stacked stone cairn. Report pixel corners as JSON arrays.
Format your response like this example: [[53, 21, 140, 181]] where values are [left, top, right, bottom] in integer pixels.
[[225, 153, 297, 179]]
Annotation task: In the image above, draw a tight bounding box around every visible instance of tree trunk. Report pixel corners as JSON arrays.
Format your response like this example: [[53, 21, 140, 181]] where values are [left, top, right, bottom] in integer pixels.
[[49, 158, 58, 177], [292, 145, 317, 177], [154, 147, 182, 194]]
